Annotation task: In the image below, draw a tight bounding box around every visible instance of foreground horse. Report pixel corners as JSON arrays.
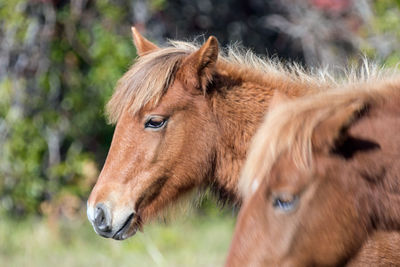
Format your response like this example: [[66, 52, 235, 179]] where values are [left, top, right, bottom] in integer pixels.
[[226, 82, 400, 266], [87, 28, 325, 240], [87, 28, 388, 241]]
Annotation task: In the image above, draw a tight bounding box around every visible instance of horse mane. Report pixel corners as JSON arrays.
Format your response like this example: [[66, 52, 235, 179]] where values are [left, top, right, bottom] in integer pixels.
[[239, 78, 400, 198], [106, 38, 393, 124]]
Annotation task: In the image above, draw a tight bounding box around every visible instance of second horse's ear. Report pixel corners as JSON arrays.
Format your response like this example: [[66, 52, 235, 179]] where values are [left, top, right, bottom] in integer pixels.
[[311, 100, 365, 154], [180, 36, 219, 92], [131, 27, 159, 56]]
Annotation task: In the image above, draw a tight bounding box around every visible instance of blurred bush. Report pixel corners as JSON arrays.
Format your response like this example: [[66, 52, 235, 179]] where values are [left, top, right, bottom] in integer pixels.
[[363, 0, 400, 66], [0, 0, 134, 216], [1, 0, 400, 217]]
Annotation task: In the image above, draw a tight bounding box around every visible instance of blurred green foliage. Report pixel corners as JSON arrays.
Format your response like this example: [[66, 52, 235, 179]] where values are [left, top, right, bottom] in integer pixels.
[[0, 0, 135, 216], [361, 0, 400, 66]]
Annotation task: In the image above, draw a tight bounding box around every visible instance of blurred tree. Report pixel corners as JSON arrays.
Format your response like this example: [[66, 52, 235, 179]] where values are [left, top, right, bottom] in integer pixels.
[[133, 0, 306, 61], [362, 0, 400, 66], [0, 0, 134, 216]]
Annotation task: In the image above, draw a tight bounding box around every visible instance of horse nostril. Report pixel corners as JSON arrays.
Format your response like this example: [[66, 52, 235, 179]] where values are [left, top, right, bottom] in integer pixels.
[[94, 203, 112, 233]]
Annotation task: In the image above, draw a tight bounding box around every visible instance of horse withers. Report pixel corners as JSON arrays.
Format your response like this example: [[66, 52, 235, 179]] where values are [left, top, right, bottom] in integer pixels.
[[226, 82, 400, 266]]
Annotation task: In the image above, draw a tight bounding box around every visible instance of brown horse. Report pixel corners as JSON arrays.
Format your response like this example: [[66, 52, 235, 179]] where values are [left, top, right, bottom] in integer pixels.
[[226, 81, 400, 266], [86, 28, 327, 240], [86, 27, 388, 241]]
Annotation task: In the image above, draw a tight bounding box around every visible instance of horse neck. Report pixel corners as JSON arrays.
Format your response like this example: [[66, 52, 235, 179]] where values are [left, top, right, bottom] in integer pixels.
[[209, 64, 316, 204]]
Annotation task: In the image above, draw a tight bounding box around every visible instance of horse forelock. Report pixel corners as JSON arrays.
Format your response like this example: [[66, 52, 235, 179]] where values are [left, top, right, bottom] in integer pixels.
[[105, 47, 191, 124], [239, 79, 400, 198]]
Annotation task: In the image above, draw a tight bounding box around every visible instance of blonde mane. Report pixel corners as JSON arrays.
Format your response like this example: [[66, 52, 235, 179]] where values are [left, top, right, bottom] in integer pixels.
[[239, 78, 400, 198], [106, 38, 394, 124]]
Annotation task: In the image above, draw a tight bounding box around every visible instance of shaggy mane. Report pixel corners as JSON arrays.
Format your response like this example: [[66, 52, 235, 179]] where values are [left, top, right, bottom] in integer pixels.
[[106, 38, 395, 124], [239, 79, 400, 198]]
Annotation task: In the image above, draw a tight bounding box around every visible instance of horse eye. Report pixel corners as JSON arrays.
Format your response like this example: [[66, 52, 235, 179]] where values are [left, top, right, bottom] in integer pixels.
[[144, 117, 167, 130], [272, 194, 298, 212]]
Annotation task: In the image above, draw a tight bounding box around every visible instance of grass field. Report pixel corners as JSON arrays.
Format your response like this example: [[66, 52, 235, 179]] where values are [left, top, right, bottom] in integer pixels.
[[0, 207, 236, 267]]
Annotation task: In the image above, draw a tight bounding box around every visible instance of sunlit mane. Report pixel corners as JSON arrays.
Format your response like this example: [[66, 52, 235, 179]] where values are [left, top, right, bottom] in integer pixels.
[[239, 79, 400, 197], [106, 38, 395, 124]]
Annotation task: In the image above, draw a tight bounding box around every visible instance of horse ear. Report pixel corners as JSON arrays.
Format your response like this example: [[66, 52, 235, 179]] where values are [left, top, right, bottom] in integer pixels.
[[312, 101, 365, 153], [181, 36, 219, 92], [131, 27, 159, 56]]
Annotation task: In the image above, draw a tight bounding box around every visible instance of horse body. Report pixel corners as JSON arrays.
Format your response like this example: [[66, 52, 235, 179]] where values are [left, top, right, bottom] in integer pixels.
[[226, 81, 400, 266], [86, 29, 319, 240]]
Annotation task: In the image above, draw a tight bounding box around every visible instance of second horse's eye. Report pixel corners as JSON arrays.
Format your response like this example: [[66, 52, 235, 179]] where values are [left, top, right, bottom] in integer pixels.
[[144, 117, 167, 130], [272, 193, 298, 213]]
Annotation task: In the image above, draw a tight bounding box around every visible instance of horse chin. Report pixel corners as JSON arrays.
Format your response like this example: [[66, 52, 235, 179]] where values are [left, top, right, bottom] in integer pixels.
[[112, 213, 142, 241]]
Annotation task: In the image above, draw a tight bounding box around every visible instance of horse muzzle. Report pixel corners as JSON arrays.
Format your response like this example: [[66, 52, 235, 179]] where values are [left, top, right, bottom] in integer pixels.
[[87, 202, 138, 240]]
